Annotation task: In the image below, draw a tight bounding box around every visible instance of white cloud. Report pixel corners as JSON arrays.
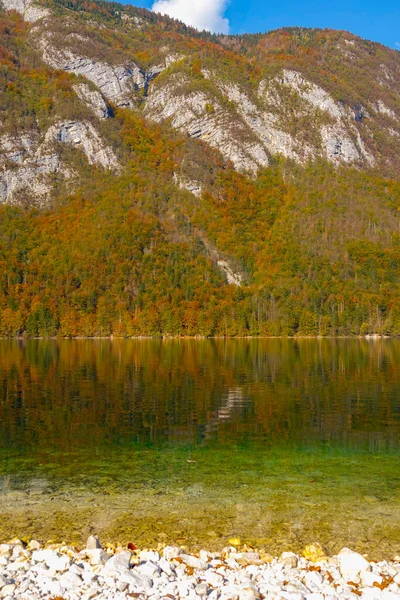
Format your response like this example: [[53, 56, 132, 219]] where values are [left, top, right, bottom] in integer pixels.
[[395, 42, 400, 48], [152, 0, 229, 34]]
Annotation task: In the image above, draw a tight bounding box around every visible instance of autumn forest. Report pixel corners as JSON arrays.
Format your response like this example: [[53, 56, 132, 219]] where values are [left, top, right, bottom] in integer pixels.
[[0, 0, 400, 338]]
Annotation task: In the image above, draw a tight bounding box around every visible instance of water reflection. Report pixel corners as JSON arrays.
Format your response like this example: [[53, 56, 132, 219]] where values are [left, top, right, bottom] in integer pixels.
[[0, 338, 399, 451], [0, 339, 399, 555]]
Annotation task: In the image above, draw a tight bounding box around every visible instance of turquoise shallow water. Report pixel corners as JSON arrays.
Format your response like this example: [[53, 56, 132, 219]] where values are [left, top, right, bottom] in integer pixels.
[[0, 338, 399, 557]]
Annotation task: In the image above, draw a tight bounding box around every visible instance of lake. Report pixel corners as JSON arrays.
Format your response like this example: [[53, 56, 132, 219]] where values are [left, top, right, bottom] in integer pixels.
[[0, 338, 399, 558]]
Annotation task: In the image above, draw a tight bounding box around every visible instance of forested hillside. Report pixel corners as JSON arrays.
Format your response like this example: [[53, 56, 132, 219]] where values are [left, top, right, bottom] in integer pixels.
[[0, 0, 399, 337]]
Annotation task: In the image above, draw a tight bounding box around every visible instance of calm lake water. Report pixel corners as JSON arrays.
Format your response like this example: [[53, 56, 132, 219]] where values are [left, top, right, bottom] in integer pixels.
[[0, 338, 400, 558]]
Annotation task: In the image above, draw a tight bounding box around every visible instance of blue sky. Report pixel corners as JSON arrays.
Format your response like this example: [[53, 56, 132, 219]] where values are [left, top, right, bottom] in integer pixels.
[[128, 0, 400, 49]]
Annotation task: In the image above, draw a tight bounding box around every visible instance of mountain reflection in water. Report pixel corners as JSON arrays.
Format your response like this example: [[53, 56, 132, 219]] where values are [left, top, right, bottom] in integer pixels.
[[1, 338, 399, 451], [0, 339, 399, 556]]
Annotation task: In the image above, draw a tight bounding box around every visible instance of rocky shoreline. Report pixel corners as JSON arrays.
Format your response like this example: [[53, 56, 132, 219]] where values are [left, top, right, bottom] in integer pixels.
[[0, 537, 399, 599]]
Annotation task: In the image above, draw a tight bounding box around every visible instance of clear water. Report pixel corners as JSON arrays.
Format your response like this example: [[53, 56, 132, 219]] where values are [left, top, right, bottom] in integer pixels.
[[0, 338, 399, 558]]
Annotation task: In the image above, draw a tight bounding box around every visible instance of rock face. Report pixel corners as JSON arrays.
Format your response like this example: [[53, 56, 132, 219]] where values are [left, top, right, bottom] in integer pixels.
[[143, 66, 380, 173], [73, 84, 111, 120], [144, 73, 269, 174], [173, 173, 202, 197], [40, 47, 145, 108], [277, 69, 343, 118], [0, 133, 60, 205], [217, 261, 243, 286], [46, 121, 119, 170], [265, 69, 375, 166], [0, 0, 49, 21], [222, 79, 307, 163], [0, 0, 399, 204], [0, 122, 119, 204], [375, 100, 398, 120], [37, 35, 176, 110]]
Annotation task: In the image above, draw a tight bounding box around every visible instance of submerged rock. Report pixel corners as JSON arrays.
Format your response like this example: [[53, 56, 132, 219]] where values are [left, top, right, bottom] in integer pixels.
[[302, 542, 328, 562]]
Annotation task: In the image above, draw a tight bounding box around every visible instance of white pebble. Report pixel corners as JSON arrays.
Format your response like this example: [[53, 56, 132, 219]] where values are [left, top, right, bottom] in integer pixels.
[[0, 584, 16, 597], [280, 551, 298, 568], [304, 570, 324, 590], [137, 560, 161, 577], [180, 554, 208, 570], [163, 546, 183, 560], [239, 586, 257, 600], [204, 570, 224, 586], [338, 548, 371, 579], [140, 550, 160, 563], [195, 582, 208, 596], [361, 570, 383, 587]]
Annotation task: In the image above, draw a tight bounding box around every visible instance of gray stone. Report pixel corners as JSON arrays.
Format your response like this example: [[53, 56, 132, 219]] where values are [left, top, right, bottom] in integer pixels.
[[159, 557, 174, 575], [118, 568, 153, 592], [86, 535, 103, 550], [73, 84, 111, 120], [101, 551, 131, 574], [84, 548, 109, 566], [137, 561, 161, 578], [195, 582, 209, 596], [60, 570, 83, 590]]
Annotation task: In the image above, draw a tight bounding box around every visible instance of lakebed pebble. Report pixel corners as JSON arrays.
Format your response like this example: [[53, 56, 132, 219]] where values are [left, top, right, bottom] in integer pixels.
[[0, 537, 399, 599]]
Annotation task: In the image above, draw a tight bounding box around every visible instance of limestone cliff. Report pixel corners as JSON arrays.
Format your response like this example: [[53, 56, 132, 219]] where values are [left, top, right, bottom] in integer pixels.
[[0, 0, 399, 202]]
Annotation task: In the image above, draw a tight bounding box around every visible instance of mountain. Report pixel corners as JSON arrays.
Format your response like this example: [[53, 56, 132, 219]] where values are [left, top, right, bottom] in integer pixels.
[[0, 0, 399, 337]]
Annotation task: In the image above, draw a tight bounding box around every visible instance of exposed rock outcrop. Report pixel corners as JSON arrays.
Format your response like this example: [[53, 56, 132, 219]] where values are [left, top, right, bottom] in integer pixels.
[[221, 81, 309, 163], [0, 133, 60, 204], [36, 34, 181, 109], [217, 261, 243, 286], [0, 0, 49, 22], [145, 73, 269, 174], [145, 66, 378, 173], [0, 121, 119, 203], [44, 121, 120, 170], [259, 70, 375, 166], [0, 156, 60, 205], [173, 173, 202, 197], [40, 46, 145, 108], [375, 100, 398, 120], [277, 70, 343, 119], [73, 84, 111, 120], [0, 0, 397, 194]]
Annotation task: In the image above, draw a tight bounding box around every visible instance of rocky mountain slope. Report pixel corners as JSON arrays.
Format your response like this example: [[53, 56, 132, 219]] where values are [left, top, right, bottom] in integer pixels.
[[1, 0, 400, 203], [0, 0, 399, 336]]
